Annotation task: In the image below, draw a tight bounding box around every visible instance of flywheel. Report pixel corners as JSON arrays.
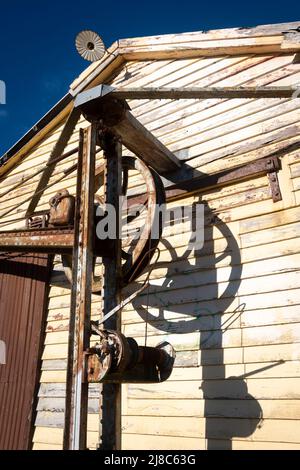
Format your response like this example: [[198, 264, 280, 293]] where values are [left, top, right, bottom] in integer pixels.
[[62, 156, 165, 293]]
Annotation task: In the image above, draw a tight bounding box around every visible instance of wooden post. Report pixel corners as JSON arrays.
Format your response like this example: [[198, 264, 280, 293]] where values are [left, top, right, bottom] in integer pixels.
[[98, 129, 122, 450], [63, 124, 96, 450]]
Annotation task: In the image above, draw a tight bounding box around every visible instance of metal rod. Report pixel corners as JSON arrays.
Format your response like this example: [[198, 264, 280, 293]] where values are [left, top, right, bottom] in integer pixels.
[[112, 86, 300, 100], [98, 129, 122, 450], [63, 124, 96, 450]]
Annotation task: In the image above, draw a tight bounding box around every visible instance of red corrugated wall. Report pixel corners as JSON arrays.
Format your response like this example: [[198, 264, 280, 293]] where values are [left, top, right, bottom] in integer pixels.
[[0, 253, 51, 449]]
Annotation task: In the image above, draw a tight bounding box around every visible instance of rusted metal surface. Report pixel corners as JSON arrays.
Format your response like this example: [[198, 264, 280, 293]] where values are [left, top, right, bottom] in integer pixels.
[[26, 210, 50, 229], [98, 129, 122, 450], [124, 155, 282, 204], [87, 331, 132, 383], [87, 331, 175, 384], [122, 156, 165, 284], [61, 156, 165, 293], [0, 252, 51, 449], [0, 228, 74, 253], [165, 155, 281, 200], [268, 171, 283, 202], [48, 189, 75, 226], [63, 124, 96, 450]]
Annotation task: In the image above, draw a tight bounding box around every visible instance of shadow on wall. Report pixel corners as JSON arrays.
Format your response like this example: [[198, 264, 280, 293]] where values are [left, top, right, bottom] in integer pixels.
[[131, 199, 264, 450]]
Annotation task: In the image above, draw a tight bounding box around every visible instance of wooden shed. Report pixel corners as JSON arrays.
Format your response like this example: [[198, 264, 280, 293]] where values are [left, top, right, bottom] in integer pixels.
[[1, 20, 300, 450]]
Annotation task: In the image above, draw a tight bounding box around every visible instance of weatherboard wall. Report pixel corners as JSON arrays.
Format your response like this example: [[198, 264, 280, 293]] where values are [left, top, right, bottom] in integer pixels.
[[0, 48, 300, 450]]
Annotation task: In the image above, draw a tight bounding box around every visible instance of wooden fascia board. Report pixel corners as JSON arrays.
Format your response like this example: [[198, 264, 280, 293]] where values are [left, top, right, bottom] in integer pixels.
[[2, 21, 300, 176], [119, 36, 300, 61]]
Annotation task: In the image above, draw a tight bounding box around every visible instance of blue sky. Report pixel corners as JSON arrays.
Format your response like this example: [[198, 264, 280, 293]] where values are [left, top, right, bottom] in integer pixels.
[[0, 0, 299, 156]]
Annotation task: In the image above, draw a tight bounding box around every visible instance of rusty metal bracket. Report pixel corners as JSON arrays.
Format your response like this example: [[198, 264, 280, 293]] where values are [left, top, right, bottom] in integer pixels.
[[63, 124, 96, 450], [267, 171, 282, 202], [265, 156, 282, 202]]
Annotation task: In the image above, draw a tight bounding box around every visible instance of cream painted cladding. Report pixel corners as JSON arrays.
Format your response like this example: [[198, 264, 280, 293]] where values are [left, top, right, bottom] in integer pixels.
[[1, 27, 300, 449]]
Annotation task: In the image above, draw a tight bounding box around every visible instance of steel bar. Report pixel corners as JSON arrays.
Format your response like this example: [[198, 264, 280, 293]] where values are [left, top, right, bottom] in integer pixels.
[[63, 124, 96, 450], [98, 129, 122, 450], [125, 155, 281, 206], [112, 86, 300, 100], [0, 228, 74, 253]]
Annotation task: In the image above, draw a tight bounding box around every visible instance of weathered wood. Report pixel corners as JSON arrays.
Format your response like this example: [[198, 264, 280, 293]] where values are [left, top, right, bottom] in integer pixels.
[[76, 89, 181, 174], [113, 86, 300, 100], [121, 37, 300, 60], [111, 108, 181, 174], [37, 397, 99, 414], [124, 397, 300, 419], [122, 433, 205, 450]]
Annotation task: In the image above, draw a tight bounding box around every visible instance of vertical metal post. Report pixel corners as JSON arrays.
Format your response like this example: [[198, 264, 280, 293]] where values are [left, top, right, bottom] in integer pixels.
[[99, 129, 122, 450], [63, 124, 96, 450]]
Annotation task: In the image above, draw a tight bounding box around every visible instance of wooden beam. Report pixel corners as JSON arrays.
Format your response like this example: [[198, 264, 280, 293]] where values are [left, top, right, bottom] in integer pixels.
[[76, 91, 181, 174], [113, 86, 300, 100], [109, 108, 181, 174]]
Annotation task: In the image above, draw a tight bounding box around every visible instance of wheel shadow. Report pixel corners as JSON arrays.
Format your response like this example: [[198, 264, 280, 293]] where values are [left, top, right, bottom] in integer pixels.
[[129, 199, 264, 449]]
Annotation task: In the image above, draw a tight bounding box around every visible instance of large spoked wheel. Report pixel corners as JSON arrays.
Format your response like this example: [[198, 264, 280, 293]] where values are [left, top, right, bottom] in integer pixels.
[[62, 156, 165, 293]]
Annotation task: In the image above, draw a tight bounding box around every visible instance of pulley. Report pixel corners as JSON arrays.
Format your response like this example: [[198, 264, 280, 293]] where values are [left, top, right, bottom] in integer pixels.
[[86, 329, 175, 383]]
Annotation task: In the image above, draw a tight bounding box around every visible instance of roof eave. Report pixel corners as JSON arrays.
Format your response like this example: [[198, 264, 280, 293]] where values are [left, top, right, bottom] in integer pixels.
[[1, 20, 300, 176]]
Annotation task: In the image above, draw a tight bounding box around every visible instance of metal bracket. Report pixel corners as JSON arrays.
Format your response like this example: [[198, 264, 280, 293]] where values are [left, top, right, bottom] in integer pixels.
[[265, 157, 282, 202], [267, 171, 282, 202]]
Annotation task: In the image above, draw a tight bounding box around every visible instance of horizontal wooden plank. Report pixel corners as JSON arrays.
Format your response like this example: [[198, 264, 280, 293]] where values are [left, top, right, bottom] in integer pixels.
[[240, 221, 300, 247], [35, 411, 98, 431], [122, 433, 205, 450], [122, 434, 300, 450], [236, 439, 300, 449], [243, 342, 300, 364], [38, 382, 100, 398], [40, 370, 66, 383], [124, 398, 300, 420], [127, 378, 300, 400], [241, 304, 300, 328], [37, 397, 99, 414], [42, 359, 67, 371], [239, 205, 300, 234], [33, 427, 63, 446], [32, 443, 62, 450], [122, 416, 300, 442], [242, 323, 300, 347], [119, 25, 300, 51], [122, 415, 205, 438], [33, 426, 98, 447], [209, 439, 300, 450], [114, 86, 300, 100]]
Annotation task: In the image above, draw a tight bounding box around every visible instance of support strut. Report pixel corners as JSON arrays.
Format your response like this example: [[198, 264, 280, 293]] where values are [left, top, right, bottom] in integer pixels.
[[63, 124, 96, 450], [98, 129, 122, 450]]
